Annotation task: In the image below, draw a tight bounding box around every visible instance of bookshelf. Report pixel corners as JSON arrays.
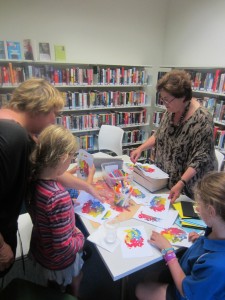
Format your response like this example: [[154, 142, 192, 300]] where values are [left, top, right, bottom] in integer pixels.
[[0, 60, 153, 161]]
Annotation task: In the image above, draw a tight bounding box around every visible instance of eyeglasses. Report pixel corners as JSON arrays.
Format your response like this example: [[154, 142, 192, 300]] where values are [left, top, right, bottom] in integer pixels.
[[159, 96, 176, 105]]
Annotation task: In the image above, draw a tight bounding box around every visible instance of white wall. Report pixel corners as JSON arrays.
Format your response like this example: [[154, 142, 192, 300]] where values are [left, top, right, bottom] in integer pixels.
[[163, 0, 225, 67], [0, 0, 168, 66]]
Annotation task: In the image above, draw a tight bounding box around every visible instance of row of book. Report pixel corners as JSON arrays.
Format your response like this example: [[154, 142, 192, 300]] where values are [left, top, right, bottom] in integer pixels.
[[0, 39, 66, 62], [153, 111, 164, 127], [56, 109, 147, 130], [96, 66, 149, 85], [197, 97, 225, 123], [122, 129, 146, 144], [154, 96, 225, 125], [157, 69, 225, 94], [187, 69, 225, 93], [76, 134, 95, 150], [0, 90, 148, 110], [214, 128, 225, 151], [123, 147, 149, 161], [76, 129, 146, 151], [0, 63, 149, 87], [63, 90, 147, 109]]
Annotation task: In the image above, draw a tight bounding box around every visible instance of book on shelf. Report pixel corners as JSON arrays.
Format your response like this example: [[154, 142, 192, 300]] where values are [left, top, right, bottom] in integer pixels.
[[218, 73, 225, 93], [23, 39, 34, 60], [212, 69, 221, 92], [214, 130, 225, 149], [54, 45, 66, 61], [0, 41, 6, 59], [214, 101, 224, 122], [38, 42, 51, 61], [6, 41, 22, 60]]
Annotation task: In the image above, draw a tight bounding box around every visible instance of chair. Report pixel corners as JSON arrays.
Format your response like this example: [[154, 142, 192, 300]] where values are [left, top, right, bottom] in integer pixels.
[[98, 125, 124, 156], [0, 278, 77, 300], [215, 149, 224, 171]]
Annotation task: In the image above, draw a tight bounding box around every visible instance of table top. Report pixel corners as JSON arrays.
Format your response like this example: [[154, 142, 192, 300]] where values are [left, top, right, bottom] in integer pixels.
[[79, 153, 171, 281]]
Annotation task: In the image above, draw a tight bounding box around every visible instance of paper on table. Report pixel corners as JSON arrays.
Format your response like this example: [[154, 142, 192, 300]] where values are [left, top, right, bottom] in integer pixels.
[[133, 207, 178, 229], [117, 226, 153, 258], [135, 163, 169, 179], [130, 183, 153, 205], [75, 191, 120, 224], [144, 194, 171, 219], [156, 224, 192, 248], [87, 225, 120, 253]]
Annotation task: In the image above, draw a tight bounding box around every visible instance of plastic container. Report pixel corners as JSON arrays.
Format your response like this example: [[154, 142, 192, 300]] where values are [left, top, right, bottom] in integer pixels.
[[101, 162, 133, 207]]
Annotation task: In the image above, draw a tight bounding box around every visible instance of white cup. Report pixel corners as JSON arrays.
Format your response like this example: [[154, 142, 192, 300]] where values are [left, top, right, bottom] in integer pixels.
[[104, 219, 118, 244]]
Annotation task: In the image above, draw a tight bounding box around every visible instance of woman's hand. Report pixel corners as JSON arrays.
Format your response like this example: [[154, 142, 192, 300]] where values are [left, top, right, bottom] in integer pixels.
[[149, 230, 171, 251], [169, 181, 184, 203], [130, 148, 142, 163]]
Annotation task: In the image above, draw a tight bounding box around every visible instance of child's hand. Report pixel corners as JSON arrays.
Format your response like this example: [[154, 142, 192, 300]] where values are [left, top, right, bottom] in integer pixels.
[[149, 230, 171, 251], [89, 186, 105, 202], [188, 231, 200, 243], [68, 165, 79, 175], [87, 164, 96, 184], [88, 164, 96, 176]]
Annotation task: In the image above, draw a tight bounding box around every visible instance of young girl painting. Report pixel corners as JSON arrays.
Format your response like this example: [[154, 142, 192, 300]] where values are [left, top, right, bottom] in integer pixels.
[[136, 171, 225, 300], [28, 124, 86, 297]]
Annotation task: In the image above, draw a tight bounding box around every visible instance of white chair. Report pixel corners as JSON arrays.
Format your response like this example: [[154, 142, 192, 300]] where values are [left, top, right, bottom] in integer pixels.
[[215, 149, 224, 171], [98, 125, 124, 156]]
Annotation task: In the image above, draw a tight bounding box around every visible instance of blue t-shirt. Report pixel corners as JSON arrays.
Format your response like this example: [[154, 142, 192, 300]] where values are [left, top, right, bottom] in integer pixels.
[[175, 235, 225, 299]]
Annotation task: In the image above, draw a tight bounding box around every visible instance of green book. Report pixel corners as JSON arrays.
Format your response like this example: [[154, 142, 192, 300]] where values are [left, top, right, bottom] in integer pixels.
[[54, 45, 66, 61]]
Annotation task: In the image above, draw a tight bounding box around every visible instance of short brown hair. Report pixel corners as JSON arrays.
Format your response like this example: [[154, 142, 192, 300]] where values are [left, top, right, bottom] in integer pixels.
[[8, 78, 65, 114], [157, 69, 192, 101]]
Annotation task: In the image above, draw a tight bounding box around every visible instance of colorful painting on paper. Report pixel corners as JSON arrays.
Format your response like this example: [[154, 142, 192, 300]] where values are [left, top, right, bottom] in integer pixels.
[[94, 179, 132, 212], [146, 194, 170, 218], [117, 226, 153, 258], [135, 163, 169, 179], [133, 206, 178, 229], [124, 228, 144, 248], [82, 200, 105, 217], [132, 187, 146, 199], [138, 164, 155, 173], [158, 225, 192, 247], [75, 191, 119, 224], [130, 183, 153, 205], [77, 149, 93, 179]]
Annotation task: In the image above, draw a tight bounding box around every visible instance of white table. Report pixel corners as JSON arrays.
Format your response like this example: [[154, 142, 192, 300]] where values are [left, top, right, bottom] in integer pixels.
[[79, 154, 169, 281]]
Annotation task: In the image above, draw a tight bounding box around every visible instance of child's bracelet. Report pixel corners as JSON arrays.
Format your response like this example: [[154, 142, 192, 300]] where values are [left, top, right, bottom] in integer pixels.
[[166, 257, 178, 265], [164, 251, 177, 263], [161, 247, 174, 256]]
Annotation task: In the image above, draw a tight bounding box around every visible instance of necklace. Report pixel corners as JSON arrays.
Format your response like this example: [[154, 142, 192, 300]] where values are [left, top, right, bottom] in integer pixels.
[[170, 101, 191, 127]]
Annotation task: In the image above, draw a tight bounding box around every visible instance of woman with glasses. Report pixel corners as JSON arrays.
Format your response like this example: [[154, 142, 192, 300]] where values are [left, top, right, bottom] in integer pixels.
[[130, 69, 215, 202], [135, 171, 225, 300]]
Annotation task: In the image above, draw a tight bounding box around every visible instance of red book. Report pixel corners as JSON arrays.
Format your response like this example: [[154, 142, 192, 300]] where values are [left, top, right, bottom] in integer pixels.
[[214, 126, 220, 140], [212, 69, 221, 92]]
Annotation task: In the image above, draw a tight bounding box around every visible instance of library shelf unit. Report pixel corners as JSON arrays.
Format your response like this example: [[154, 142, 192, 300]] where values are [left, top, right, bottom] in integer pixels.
[[0, 60, 153, 160], [153, 66, 225, 161]]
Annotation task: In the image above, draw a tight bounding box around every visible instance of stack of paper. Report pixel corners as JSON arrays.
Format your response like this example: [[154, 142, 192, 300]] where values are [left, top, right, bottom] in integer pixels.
[[173, 200, 206, 230], [133, 163, 169, 192]]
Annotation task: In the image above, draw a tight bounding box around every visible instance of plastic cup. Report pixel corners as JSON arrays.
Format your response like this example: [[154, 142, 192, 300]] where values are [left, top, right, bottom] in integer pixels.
[[104, 219, 118, 244]]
